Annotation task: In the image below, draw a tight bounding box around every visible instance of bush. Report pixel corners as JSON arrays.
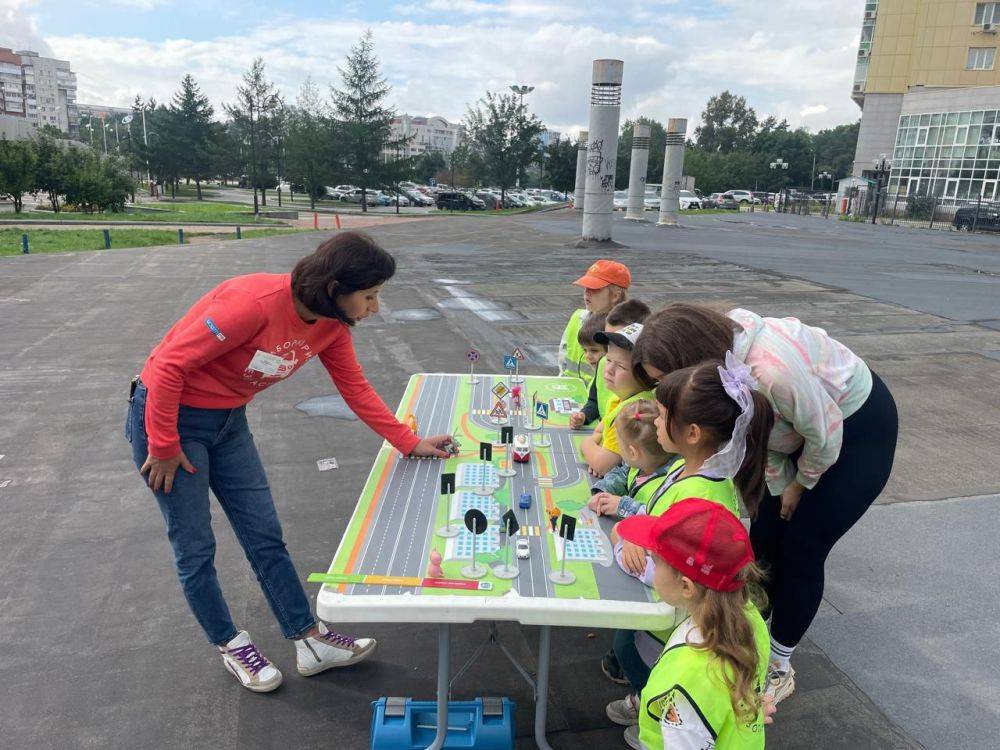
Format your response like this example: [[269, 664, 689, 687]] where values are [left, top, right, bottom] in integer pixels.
[[905, 192, 936, 220]]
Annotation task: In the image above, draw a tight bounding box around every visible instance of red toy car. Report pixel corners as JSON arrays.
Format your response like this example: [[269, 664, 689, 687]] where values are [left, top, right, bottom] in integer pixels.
[[512, 433, 531, 463]]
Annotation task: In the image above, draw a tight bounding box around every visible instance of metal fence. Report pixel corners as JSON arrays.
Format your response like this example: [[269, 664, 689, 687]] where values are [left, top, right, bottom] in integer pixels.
[[862, 192, 1000, 233]]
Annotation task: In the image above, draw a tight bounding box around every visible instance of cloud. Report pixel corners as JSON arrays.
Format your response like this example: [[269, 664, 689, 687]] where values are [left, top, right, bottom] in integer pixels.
[[0, 0, 53, 55], [42, 0, 866, 135]]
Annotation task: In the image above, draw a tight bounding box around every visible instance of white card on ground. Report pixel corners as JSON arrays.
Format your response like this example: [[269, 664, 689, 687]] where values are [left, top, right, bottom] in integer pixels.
[[317, 457, 339, 471], [247, 350, 285, 376]]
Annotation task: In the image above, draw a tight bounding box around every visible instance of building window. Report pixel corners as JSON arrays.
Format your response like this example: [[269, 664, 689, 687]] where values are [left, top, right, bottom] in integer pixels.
[[975, 2, 1000, 25], [967, 47, 997, 70]]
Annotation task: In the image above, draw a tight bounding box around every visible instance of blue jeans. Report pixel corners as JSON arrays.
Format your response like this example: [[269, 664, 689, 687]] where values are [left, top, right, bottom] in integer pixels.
[[613, 629, 652, 694], [126, 382, 315, 645]]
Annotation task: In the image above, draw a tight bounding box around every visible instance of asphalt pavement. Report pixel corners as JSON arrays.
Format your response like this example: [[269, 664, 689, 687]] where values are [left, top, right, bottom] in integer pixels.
[[5, 207, 997, 748]]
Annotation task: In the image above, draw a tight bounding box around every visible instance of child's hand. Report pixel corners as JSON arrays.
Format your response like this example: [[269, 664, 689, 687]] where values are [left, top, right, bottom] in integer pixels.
[[589, 492, 621, 516], [621, 540, 647, 576], [569, 411, 586, 429], [587, 465, 606, 479]]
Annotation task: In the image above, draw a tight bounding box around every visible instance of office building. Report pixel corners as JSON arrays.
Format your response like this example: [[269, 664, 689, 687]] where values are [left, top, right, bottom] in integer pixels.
[[852, 1, 1000, 203], [388, 115, 464, 157], [0, 47, 78, 137]]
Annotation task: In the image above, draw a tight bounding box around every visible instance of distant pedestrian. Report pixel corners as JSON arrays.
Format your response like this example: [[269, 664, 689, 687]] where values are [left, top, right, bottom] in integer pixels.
[[634, 303, 898, 706], [125, 231, 453, 692]]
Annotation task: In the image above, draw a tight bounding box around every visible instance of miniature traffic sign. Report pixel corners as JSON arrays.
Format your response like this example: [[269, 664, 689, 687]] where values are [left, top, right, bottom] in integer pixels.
[[493, 509, 521, 579], [462, 509, 489, 579], [499, 425, 516, 478], [476, 441, 493, 496], [525, 391, 541, 431], [437, 472, 460, 538], [534, 400, 551, 447], [535, 402, 549, 420], [550, 513, 578, 585], [467, 349, 480, 384], [511, 348, 525, 384], [512, 347, 525, 360], [479, 442, 492, 461], [503, 355, 517, 371], [491, 382, 509, 400], [489, 400, 508, 421]]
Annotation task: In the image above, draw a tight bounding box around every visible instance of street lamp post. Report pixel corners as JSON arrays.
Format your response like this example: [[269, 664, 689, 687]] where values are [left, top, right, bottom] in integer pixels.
[[510, 85, 534, 188], [870, 154, 892, 225], [770, 158, 789, 212], [818, 170, 834, 216]]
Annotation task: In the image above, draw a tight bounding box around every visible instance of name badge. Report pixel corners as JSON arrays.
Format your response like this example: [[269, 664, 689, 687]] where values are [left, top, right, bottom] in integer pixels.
[[247, 350, 285, 376]]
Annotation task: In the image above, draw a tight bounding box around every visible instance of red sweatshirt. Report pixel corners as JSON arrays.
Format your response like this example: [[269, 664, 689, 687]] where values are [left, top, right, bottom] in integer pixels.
[[140, 273, 420, 459]]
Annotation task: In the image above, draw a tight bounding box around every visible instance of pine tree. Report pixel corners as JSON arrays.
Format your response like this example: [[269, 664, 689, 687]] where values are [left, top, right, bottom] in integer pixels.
[[171, 74, 215, 199], [226, 58, 283, 214], [331, 31, 408, 212]]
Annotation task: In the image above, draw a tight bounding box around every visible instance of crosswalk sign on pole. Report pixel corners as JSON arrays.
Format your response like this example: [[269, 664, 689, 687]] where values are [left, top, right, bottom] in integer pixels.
[[535, 401, 549, 420], [503, 355, 517, 371]]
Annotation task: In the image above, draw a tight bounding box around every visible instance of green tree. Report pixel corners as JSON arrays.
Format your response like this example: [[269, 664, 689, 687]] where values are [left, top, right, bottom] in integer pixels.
[[226, 58, 283, 213], [414, 150, 446, 184], [284, 76, 335, 209], [463, 91, 544, 203], [0, 139, 37, 212], [695, 91, 759, 154], [446, 142, 474, 188], [544, 137, 577, 193], [171, 74, 215, 199], [34, 132, 71, 212], [331, 31, 408, 212], [812, 121, 860, 181]]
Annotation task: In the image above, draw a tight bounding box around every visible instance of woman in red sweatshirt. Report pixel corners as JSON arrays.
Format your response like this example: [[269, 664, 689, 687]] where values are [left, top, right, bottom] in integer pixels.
[[125, 232, 453, 692]]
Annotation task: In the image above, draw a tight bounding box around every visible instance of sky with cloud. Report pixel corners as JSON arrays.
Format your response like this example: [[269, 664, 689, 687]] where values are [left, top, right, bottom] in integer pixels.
[[2, 0, 866, 137]]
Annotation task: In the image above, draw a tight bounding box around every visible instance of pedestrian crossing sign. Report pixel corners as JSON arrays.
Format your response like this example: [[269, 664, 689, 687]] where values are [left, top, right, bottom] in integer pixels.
[[535, 402, 549, 420], [503, 355, 517, 371]]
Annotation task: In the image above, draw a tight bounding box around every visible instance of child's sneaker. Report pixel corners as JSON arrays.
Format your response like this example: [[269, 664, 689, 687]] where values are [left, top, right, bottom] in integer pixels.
[[623, 724, 641, 749], [295, 621, 377, 676], [219, 631, 283, 693], [601, 649, 630, 685], [606, 693, 640, 726], [765, 661, 796, 705]]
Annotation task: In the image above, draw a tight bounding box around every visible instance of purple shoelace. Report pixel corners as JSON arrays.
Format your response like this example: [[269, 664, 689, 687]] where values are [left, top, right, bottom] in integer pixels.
[[319, 630, 356, 648], [228, 642, 270, 676]]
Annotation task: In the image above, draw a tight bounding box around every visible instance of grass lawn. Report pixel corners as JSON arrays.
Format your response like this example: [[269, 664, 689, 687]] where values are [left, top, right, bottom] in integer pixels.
[[1, 227, 311, 256], [20, 200, 285, 225]]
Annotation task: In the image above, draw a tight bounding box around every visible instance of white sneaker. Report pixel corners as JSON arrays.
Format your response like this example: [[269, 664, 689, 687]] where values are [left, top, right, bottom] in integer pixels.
[[219, 631, 283, 693], [606, 693, 640, 726], [623, 724, 642, 749], [295, 621, 377, 676], [765, 661, 796, 706]]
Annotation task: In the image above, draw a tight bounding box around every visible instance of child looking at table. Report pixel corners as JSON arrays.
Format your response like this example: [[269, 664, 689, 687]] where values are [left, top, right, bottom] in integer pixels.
[[558, 260, 631, 384]]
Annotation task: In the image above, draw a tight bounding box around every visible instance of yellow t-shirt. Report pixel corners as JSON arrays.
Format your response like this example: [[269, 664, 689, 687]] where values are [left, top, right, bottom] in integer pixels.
[[601, 390, 654, 455]]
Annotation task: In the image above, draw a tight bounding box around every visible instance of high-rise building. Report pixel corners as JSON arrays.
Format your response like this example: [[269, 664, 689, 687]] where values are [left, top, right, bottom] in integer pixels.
[[0, 47, 78, 137], [388, 115, 464, 157], [852, 1, 1000, 203]]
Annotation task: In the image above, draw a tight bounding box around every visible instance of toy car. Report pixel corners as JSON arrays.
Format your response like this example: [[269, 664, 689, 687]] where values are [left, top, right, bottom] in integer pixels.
[[516, 538, 530, 560], [512, 433, 531, 463], [519, 492, 532, 509]]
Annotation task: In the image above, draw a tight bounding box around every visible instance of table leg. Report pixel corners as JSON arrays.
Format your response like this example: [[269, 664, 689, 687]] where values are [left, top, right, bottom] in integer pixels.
[[534, 625, 554, 750], [426, 623, 450, 750]]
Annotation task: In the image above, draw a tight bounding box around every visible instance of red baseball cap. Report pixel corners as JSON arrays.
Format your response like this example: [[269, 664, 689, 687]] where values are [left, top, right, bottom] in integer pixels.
[[617, 498, 754, 592], [573, 259, 631, 290]]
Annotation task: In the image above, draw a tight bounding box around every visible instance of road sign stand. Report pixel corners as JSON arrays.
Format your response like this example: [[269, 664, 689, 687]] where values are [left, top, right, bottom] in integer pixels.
[[549, 514, 577, 585], [475, 442, 494, 496], [437, 472, 461, 537], [466, 349, 480, 384], [462, 509, 489, 579], [493, 509, 520, 579], [498, 426, 516, 478], [511, 347, 526, 384], [525, 392, 541, 431]]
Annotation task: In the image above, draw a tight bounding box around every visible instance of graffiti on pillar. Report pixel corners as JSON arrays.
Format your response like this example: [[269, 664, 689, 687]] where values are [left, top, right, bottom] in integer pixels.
[[587, 139, 604, 176], [600, 172, 615, 192]]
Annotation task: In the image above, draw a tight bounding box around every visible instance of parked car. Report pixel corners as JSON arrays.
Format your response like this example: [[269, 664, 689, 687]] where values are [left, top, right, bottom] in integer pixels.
[[723, 189, 760, 205], [953, 205, 1000, 231], [613, 190, 629, 210], [402, 189, 434, 207], [678, 190, 702, 210], [341, 188, 377, 205], [718, 194, 740, 210], [374, 192, 409, 207], [476, 191, 502, 210], [708, 192, 724, 206], [516, 538, 530, 560], [643, 193, 660, 210], [436, 191, 485, 210], [519, 491, 532, 509], [323, 186, 345, 201]]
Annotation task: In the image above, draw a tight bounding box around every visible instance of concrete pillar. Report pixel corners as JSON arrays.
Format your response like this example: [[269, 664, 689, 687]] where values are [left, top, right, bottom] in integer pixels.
[[625, 123, 651, 221], [581, 59, 624, 242], [573, 130, 588, 210], [657, 118, 688, 227]]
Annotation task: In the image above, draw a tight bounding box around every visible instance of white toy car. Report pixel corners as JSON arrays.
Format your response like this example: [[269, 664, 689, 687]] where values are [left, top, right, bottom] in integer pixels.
[[512, 433, 531, 463], [516, 538, 530, 559]]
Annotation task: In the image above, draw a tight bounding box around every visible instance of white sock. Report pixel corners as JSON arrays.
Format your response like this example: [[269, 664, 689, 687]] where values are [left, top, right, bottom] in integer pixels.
[[769, 637, 794, 671]]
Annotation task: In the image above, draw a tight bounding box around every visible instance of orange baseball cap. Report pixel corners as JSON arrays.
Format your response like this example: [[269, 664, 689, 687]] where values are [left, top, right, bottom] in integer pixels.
[[573, 259, 631, 290]]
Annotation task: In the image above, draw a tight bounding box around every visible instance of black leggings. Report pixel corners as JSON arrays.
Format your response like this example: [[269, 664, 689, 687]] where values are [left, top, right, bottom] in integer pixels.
[[750, 371, 898, 648]]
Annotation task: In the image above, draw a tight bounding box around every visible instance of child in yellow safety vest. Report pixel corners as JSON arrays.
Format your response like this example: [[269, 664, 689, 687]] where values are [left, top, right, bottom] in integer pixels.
[[580, 322, 658, 477], [558, 259, 631, 384], [602, 354, 775, 713], [611, 499, 771, 750], [572, 299, 652, 430]]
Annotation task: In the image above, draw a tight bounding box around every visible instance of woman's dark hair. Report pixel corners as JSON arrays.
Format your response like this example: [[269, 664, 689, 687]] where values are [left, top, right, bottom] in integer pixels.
[[577, 312, 608, 348], [606, 299, 651, 327], [633, 303, 739, 381], [291, 232, 396, 326], [655, 361, 774, 516]]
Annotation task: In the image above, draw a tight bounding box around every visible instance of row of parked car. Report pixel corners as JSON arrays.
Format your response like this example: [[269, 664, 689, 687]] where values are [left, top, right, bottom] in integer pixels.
[[613, 188, 769, 212], [313, 183, 571, 211]]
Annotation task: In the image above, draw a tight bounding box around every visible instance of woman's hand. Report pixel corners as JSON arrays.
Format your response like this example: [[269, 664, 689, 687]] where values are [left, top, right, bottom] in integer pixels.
[[410, 434, 454, 459], [780, 481, 805, 521], [621, 540, 648, 576], [140, 450, 196, 494]]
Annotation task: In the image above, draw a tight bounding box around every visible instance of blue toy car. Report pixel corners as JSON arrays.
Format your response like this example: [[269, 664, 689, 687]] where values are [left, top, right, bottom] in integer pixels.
[[519, 492, 532, 509]]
